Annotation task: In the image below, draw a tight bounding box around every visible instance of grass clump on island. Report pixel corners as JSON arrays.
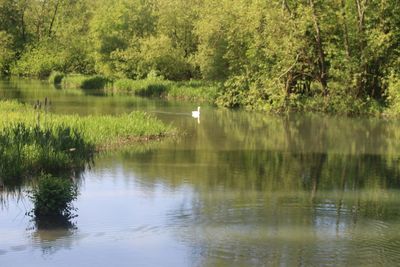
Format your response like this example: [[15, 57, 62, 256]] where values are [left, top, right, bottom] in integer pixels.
[[51, 71, 220, 103], [110, 78, 219, 103], [0, 100, 174, 179], [61, 74, 110, 89]]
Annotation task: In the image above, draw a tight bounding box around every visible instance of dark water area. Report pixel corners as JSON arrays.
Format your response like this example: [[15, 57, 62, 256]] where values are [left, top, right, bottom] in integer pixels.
[[1, 79, 400, 266]]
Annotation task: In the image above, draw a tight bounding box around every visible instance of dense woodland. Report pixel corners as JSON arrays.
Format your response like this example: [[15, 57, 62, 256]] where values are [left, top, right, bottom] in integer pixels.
[[0, 0, 399, 114]]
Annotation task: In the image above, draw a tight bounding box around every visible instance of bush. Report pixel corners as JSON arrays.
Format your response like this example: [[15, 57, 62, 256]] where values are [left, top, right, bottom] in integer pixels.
[[29, 174, 78, 218], [136, 35, 193, 80], [386, 75, 400, 115], [11, 41, 65, 78], [0, 31, 14, 76], [48, 71, 65, 85]]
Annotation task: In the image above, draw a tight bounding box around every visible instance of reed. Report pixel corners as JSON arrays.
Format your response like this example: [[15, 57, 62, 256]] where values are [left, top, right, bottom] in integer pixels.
[[0, 100, 174, 179]]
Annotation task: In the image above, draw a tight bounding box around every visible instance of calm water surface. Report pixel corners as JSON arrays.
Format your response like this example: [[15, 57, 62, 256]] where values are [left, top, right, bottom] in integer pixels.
[[1, 79, 400, 266]]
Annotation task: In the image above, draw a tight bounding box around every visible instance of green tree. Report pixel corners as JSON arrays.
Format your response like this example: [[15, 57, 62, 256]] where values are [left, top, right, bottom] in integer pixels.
[[0, 31, 14, 75]]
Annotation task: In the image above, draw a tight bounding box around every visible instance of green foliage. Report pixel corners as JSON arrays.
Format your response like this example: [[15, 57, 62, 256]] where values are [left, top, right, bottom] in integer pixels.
[[48, 71, 65, 85], [1, 0, 400, 115], [112, 78, 169, 96], [0, 122, 92, 179], [0, 31, 14, 75], [90, 0, 156, 77], [136, 35, 193, 81], [167, 80, 220, 102], [0, 99, 174, 185], [0, 100, 174, 149], [385, 75, 400, 115], [11, 41, 65, 78], [29, 174, 78, 218], [63, 74, 110, 89], [111, 78, 219, 102]]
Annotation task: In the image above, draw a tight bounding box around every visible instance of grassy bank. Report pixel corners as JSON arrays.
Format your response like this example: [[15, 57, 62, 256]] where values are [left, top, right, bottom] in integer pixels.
[[111, 78, 219, 102], [62, 74, 111, 89], [51, 72, 220, 103], [47, 73, 391, 116], [0, 100, 175, 179]]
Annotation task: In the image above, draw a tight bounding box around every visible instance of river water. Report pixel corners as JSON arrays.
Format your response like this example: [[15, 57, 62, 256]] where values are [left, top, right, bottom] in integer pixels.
[[1, 79, 400, 266]]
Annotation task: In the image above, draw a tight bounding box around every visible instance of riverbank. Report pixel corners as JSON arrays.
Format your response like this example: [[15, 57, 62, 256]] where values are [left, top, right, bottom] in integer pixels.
[[49, 73, 219, 103], [49, 73, 396, 116], [0, 100, 175, 179]]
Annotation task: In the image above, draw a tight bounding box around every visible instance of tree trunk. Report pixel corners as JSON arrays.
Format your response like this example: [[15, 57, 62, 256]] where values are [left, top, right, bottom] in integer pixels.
[[354, 0, 369, 96], [309, 0, 328, 94], [48, 0, 61, 36], [340, 0, 351, 57]]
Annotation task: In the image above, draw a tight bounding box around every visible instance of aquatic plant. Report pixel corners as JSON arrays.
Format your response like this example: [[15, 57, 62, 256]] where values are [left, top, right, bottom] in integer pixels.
[[0, 123, 93, 179], [0, 100, 174, 179], [29, 174, 78, 218]]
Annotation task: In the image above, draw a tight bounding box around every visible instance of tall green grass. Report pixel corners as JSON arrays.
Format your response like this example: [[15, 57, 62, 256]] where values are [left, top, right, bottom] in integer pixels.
[[111, 79, 170, 96], [111, 78, 220, 103], [0, 123, 93, 179], [167, 80, 219, 102], [54, 73, 220, 103], [0, 100, 175, 180], [62, 74, 110, 89]]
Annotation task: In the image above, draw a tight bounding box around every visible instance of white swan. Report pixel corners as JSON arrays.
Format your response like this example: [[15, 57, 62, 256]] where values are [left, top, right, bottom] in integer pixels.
[[192, 106, 200, 118]]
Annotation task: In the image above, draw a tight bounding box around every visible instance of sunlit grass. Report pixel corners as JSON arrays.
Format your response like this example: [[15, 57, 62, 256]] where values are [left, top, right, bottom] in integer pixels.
[[62, 74, 110, 89], [0, 100, 174, 147], [56, 73, 220, 103], [0, 100, 175, 179], [111, 78, 219, 103]]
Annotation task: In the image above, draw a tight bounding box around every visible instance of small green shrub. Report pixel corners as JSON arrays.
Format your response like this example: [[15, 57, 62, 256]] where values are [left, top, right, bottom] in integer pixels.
[[48, 71, 65, 85], [29, 174, 78, 218]]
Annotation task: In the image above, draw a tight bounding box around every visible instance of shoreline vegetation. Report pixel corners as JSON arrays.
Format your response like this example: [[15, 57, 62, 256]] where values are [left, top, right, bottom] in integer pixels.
[[48, 72, 387, 116], [0, 1, 398, 117], [0, 100, 175, 180], [48, 72, 219, 103]]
